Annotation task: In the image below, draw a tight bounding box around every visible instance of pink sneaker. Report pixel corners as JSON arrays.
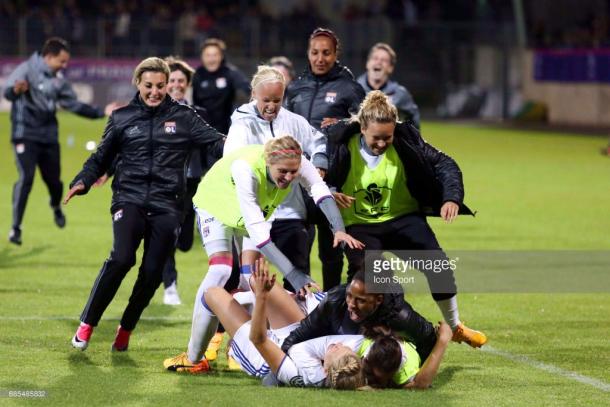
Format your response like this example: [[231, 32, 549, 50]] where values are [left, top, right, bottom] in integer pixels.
[[71, 322, 93, 351], [111, 325, 132, 352]]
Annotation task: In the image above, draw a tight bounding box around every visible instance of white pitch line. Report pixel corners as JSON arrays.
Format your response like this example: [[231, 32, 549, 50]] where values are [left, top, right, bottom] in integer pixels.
[[482, 345, 610, 392], [0, 316, 191, 322]]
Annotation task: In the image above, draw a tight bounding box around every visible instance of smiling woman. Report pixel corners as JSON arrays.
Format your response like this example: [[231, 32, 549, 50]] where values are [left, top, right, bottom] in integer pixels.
[[63, 56, 225, 354], [132, 58, 169, 107], [163, 135, 365, 374]]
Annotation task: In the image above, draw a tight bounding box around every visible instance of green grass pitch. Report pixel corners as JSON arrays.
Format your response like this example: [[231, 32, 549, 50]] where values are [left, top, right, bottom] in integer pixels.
[[0, 113, 608, 406]]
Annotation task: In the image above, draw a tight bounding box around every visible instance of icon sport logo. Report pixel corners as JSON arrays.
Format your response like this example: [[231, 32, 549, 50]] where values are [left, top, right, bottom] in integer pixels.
[[164, 122, 176, 134]]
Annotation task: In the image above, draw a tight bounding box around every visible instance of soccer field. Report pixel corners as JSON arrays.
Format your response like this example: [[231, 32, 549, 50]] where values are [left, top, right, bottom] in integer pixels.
[[0, 113, 608, 406]]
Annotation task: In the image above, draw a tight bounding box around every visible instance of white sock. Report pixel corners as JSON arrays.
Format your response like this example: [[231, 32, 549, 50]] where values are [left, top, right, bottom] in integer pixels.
[[186, 262, 231, 362], [238, 264, 252, 291], [436, 296, 461, 330]]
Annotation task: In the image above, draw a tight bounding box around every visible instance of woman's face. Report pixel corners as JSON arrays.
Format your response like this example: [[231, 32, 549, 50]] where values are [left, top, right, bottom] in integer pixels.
[[323, 343, 354, 371], [253, 81, 284, 122], [361, 121, 395, 156], [137, 71, 168, 107], [267, 157, 301, 189], [201, 45, 223, 72], [167, 70, 188, 101], [308, 36, 337, 76]]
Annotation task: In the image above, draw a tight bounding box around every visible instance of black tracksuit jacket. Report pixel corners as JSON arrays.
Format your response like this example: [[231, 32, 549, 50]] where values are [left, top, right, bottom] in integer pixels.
[[70, 93, 224, 215]]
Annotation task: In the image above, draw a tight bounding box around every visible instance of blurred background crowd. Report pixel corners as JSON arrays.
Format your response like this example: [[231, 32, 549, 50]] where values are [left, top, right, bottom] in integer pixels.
[[1, 0, 609, 125]]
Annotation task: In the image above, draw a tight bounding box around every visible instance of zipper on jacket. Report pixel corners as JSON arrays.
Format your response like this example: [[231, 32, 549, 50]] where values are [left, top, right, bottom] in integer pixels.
[[144, 115, 154, 203], [306, 80, 320, 124], [269, 120, 275, 138]]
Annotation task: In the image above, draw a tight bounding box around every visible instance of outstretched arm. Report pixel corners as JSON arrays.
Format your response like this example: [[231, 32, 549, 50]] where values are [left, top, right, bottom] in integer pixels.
[[405, 322, 452, 389], [249, 259, 286, 374]]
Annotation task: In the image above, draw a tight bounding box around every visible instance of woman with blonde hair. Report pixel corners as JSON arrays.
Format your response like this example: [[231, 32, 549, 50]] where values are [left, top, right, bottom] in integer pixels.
[[64, 57, 225, 352], [225, 65, 327, 292], [326, 90, 487, 349], [164, 135, 363, 373]]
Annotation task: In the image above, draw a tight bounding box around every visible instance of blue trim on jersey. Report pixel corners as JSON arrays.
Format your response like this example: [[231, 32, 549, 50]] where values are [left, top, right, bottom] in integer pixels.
[[240, 264, 252, 274], [313, 291, 327, 301], [230, 341, 270, 377]]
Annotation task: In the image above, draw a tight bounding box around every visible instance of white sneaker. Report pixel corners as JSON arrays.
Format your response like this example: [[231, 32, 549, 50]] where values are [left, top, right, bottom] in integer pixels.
[[163, 282, 181, 305]]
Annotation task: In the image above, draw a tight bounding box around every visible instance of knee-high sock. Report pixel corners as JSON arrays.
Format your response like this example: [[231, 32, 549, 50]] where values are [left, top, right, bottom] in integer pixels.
[[187, 260, 231, 362], [436, 295, 461, 330], [238, 264, 252, 291]]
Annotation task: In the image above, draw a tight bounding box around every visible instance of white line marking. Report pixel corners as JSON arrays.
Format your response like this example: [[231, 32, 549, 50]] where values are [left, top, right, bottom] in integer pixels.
[[483, 345, 610, 392]]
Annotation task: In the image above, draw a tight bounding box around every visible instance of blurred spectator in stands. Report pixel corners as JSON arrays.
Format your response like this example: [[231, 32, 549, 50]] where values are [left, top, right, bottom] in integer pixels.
[[177, 1, 198, 55], [196, 5, 216, 43], [268, 56, 295, 85], [357, 42, 420, 128], [191, 38, 250, 133]]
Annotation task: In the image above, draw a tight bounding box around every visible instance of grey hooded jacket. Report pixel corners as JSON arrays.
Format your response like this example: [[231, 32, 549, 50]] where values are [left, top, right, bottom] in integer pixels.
[[3, 52, 104, 144], [357, 73, 420, 128]]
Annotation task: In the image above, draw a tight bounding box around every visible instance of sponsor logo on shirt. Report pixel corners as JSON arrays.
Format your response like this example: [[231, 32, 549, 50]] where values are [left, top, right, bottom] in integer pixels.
[[126, 126, 141, 136], [325, 92, 337, 103], [216, 77, 227, 89], [164, 121, 176, 134]]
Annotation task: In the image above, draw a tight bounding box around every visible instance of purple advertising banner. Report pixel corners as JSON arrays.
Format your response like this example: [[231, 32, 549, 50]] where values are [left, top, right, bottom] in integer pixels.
[[533, 49, 610, 83], [1, 57, 199, 109]]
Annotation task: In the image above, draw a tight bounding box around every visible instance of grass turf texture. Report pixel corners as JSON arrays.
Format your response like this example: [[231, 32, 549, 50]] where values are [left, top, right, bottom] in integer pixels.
[[0, 113, 608, 406]]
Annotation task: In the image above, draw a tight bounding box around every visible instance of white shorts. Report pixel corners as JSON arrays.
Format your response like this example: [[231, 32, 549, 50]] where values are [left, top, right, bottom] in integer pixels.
[[228, 321, 300, 378], [195, 207, 259, 257], [295, 291, 327, 316]]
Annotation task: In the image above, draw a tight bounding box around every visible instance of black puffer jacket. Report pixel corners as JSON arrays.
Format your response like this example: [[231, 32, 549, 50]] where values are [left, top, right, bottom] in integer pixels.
[[281, 284, 438, 363], [191, 62, 250, 133], [70, 93, 224, 215], [326, 120, 474, 217], [285, 63, 365, 130]]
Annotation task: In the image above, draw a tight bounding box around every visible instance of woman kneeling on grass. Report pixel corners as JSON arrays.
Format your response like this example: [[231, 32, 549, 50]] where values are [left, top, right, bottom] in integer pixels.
[[163, 135, 363, 373]]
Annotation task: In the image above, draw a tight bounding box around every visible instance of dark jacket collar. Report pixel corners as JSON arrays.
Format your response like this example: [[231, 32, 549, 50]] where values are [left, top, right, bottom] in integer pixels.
[[130, 92, 174, 115]]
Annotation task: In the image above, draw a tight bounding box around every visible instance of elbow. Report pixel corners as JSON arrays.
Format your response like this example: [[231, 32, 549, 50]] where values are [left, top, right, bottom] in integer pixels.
[[249, 333, 266, 345]]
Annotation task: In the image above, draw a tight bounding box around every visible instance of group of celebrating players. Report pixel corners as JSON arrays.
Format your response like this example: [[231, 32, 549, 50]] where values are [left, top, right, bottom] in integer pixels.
[[5, 27, 487, 390]]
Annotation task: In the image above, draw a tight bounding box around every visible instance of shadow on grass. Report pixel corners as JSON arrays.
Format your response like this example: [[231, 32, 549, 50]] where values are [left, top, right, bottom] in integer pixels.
[[433, 365, 466, 388], [0, 245, 51, 268]]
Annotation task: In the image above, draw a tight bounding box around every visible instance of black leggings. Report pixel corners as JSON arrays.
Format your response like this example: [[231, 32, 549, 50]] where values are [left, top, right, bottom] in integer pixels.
[[345, 213, 457, 301], [80, 204, 180, 330]]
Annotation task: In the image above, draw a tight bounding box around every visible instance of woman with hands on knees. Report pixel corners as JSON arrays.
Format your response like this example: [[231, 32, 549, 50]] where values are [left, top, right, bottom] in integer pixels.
[[163, 135, 363, 373]]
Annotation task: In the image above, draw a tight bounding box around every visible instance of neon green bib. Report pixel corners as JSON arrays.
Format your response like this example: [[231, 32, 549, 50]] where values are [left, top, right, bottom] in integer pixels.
[[357, 338, 421, 385], [193, 145, 292, 230], [340, 135, 418, 226]]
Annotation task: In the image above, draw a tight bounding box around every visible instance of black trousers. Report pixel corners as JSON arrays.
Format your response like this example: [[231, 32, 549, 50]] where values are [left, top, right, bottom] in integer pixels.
[[345, 213, 457, 301], [11, 140, 62, 229], [80, 204, 180, 330], [270, 219, 314, 292], [162, 177, 200, 288], [311, 212, 344, 291]]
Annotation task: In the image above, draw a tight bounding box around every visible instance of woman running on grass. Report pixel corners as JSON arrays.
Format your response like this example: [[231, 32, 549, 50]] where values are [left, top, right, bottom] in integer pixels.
[[64, 57, 225, 352]]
